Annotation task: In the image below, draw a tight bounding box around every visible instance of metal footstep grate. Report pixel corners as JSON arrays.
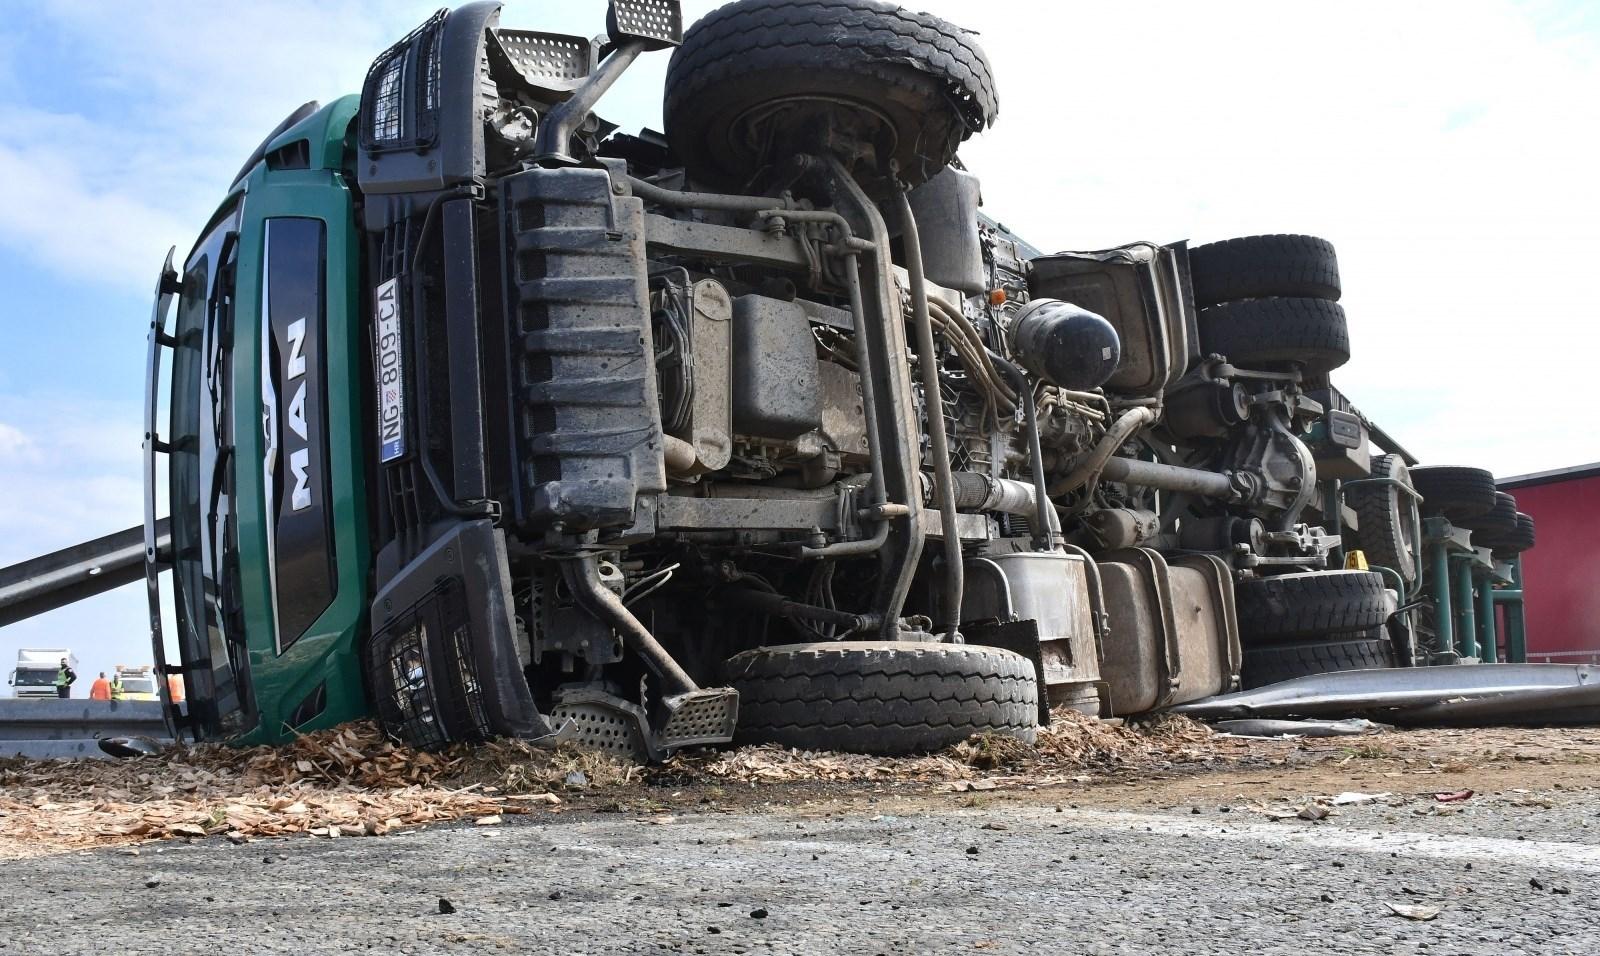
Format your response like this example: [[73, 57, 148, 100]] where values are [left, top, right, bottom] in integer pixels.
[[657, 687, 739, 751], [609, 0, 683, 50], [488, 30, 597, 95]]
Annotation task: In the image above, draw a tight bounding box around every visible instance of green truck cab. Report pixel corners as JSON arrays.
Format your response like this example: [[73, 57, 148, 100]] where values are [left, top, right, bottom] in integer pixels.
[[147, 98, 369, 744]]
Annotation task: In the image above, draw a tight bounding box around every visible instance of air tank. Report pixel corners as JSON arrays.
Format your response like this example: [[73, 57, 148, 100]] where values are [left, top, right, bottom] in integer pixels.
[[1009, 297, 1121, 391]]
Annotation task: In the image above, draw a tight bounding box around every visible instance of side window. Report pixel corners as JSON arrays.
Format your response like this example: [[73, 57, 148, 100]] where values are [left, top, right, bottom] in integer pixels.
[[263, 217, 336, 651]]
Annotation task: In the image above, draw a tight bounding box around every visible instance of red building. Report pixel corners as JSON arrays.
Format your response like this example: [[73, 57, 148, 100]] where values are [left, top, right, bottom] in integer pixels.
[[1499, 463, 1600, 664]]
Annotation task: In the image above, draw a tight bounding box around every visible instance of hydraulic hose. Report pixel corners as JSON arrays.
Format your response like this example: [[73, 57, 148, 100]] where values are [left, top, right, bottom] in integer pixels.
[[897, 189, 963, 640], [624, 175, 791, 214]]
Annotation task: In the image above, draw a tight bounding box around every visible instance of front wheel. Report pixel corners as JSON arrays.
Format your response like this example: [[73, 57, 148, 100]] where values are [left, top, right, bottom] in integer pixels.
[[724, 641, 1038, 755], [663, 0, 998, 195]]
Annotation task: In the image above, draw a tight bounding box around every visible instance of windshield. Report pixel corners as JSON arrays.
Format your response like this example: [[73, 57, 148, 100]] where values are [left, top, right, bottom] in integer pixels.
[[12, 669, 55, 687], [168, 202, 254, 736], [120, 677, 157, 695]]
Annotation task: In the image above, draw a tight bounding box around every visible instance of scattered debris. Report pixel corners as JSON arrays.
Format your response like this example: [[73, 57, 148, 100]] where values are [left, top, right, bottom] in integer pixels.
[[1330, 791, 1390, 806], [667, 711, 1218, 786], [1434, 789, 1475, 803], [1215, 718, 1388, 738], [438, 898, 456, 915], [1386, 902, 1441, 921], [0, 722, 640, 858]]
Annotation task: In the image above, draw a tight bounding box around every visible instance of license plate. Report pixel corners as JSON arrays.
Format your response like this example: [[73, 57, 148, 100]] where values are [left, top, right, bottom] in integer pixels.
[[373, 278, 407, 463]]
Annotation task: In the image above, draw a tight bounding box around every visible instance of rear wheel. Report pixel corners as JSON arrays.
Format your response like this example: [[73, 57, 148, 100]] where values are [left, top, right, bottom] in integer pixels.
[[1241, 632, 1395, 689], [1188, 234, 1342, 308], [1235, 570, 1390, 642], [1197, 297, 1351, 374], [1410, 466, 1496, 522], [1345, 454, 1419, 585], [663, 0, 998, 195], [725, 641, 1038, 755], [1486, 512, 1536, 559], [1458, 491, 1517, 540]]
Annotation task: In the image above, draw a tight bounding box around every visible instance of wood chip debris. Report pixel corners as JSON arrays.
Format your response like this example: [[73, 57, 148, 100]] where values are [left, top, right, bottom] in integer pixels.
[[0, 722, 639, 859], [1386, 902, 1442, 921], [665, 711, 1221, 785], [1, 711, 1224, 858]]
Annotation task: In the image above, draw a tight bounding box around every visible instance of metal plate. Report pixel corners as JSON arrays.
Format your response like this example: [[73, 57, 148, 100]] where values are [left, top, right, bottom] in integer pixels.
[[489, 30, 597, 95], [550, 698, 649, 762], [372, 278, 406, 463], [658, 688, 738, 750], [609, 0, 683, 49]]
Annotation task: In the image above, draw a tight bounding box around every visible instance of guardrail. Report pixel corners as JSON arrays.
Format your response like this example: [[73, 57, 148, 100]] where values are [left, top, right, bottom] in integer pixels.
[[0, 698, 170, 759]]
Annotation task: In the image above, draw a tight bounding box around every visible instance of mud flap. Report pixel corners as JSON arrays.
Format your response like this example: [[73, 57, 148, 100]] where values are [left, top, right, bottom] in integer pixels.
[[368, 519, 553, 746]]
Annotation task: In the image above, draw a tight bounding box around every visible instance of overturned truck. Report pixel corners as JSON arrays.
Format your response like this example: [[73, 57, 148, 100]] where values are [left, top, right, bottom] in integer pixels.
[[1, 0, 1517, 758]]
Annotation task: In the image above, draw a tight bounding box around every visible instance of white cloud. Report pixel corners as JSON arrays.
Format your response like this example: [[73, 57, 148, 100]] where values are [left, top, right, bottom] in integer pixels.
[[927, 0, 1600, 477], [0, 421, 37, 462]]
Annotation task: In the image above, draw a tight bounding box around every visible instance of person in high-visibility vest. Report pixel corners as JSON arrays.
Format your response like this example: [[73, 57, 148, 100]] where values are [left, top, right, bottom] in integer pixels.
[[166, 673, 185, 702], [109, 673, 125, 701], [89, 672, 112, 701], [53, 659, 76, 699]]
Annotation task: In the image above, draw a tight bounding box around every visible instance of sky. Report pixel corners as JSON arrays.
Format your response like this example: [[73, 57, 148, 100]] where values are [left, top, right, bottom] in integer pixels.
[[2, 0, 1598, 685]]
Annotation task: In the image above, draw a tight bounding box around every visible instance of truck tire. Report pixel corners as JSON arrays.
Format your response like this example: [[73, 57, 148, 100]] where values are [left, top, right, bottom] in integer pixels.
[[1488, 512, 1536, 558], [1409, 466, 1496, 521], [1197, 297, 1351, 373], [1188, 234, 1342, 308], [724, 641, 1037, 755], [1235, 570, 1390, 642], [1458, 491, 1517, 539], [1345, 453, 1419, 585], [1241, 633, 1395, 689], [663, 0, 998, 194]]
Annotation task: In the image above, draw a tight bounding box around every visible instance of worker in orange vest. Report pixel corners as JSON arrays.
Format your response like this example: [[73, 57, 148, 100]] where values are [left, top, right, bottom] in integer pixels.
[[89, 672, 112, 701], [166, 673, 185, 702]]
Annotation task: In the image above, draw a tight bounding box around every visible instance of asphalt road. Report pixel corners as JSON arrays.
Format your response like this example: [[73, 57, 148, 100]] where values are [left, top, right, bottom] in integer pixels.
[[4, 784, 1596, 955]]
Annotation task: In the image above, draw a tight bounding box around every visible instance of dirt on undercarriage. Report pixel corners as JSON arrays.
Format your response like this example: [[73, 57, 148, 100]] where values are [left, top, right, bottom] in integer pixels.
[[2, 713, 1597, 859]]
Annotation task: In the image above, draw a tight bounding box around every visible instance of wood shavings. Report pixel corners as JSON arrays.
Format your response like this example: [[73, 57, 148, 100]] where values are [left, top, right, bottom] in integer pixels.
[[0, 721, 640, 859]]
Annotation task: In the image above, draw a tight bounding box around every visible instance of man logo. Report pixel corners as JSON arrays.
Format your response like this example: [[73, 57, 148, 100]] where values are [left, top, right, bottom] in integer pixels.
[[285, 317, 312, 512]]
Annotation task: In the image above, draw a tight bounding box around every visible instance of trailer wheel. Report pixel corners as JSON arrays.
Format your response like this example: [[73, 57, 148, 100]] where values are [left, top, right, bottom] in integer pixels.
[[1241, 632, 1395, 689], [1458, 491, 1517, 540], [724, 641, 1037, 755], [1188, 234, 1342, 308], [1235, 570, 1390, 642], [1345, 453, 1419, 585], [663, 0, 998, 195], [1409, 466, 1497, 522], [1197, 297, 1351, 373], [1487, 512, 1536, 559]]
